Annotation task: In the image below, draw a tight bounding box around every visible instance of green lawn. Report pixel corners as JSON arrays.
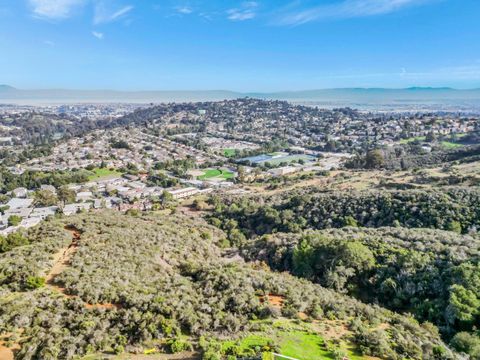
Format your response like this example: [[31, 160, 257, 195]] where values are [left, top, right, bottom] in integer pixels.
[[399, 137, 465, 149], [87, 168, 122, 181], [399, 136, 426, 144], [198, 169, 234, 180], [230, 329, 366, 360], [220, 320, 371, 360], [277, 330, 332, 359], [231, 334, 274, 354], [84, 319, 371, 360], [223, 148, 237, 157], [441, 141, 463, 149]]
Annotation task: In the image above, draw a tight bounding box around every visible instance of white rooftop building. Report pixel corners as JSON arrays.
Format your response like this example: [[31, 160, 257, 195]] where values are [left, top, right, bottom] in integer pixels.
[[76, 191, 93, 202], [63, 203, 92, 216], [11, 187, 28, 198], [4, 207, 33, 218], [268, 166, 299, 177], [166, 187, 200, 200], [30, 206, 58, 219], [20, 217, 42, 229], [7, 198, 34, 210]]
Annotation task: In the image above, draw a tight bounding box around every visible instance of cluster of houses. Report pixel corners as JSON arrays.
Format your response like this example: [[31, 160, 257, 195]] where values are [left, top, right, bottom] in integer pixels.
[[0, 174, 217, 236], [167, 99, 479, 152], [327, 114, 479, 148], [0, 185, 58, 235], [21, 127, 220, 173]]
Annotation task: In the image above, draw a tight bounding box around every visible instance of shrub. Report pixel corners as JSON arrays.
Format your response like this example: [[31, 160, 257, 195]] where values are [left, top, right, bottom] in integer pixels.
[[25, 276, 45, 289], [169, 339, 192, 353], [8, 215, 22, 227], [450, 332, 480, 357]]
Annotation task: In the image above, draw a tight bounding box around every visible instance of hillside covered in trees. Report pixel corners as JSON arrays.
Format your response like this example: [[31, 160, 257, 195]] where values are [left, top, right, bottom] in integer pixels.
[[209, 187, 480, 237], [0, 211, 460, 360], [347, 143, 480, 171], [207, 187, 480, 359], [243, 228, 480, 348]]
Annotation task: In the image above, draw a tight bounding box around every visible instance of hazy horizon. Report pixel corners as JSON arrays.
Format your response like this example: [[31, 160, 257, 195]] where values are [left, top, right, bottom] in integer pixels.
[[2, 85, 480, 111]]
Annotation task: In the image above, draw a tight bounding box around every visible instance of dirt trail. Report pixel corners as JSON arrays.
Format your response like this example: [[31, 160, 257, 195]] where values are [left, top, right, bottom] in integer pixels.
[[0, 333, 20, 360], [85, 302, 122, 310], [45, 225, 81, 289], [2, 226, 121, 359], [0, 345, 14, 360], [46, 225, 122, 310], [0, 226, 82, 360]]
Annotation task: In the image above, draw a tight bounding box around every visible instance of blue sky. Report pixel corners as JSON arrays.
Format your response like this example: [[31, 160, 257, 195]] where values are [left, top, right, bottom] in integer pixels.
[[0, 0, 479, 91]]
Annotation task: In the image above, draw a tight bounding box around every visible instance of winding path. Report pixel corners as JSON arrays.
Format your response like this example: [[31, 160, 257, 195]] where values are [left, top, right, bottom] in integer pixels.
[[46, 225, 121, 309], [45, 225, 80, 292]]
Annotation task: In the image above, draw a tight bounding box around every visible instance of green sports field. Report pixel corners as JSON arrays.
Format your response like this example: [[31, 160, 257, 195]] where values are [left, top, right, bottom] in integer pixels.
[[198, 169, 235, 180], [87, 168, 122, 181]]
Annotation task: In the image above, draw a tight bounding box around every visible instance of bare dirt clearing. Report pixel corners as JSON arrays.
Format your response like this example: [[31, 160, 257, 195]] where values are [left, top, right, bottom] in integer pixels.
[[259, 294, 285, 310]]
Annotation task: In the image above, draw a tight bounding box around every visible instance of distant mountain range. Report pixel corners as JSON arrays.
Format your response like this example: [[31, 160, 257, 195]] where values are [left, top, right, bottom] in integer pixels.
[[1, 85, 480, 108]]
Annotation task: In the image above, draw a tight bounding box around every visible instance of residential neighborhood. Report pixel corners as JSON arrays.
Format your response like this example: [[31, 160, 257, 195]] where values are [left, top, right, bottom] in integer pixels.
[[1, 99, 479, 237]]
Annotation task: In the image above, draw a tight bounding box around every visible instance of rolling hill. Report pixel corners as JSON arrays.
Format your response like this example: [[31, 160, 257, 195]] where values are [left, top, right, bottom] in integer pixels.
[[0, 210, 457, 359]]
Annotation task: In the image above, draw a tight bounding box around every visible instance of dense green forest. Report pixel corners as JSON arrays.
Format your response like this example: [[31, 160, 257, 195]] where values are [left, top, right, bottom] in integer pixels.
[[0, 211, 458, 359], [242, 227, 480, 355], [346, 143, 480, 170], [206, 187, 480, 359], [208, 187, 480, 239]]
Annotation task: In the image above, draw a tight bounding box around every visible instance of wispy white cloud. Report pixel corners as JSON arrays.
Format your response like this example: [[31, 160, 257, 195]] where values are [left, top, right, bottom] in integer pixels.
[[93, 1, 133, 24], [199, 12, 214, 21], [227, 1, 258, 21], [92, 30, 104, 39], [28, 0, 86, 20], [28, 0, 133, 23], [43, 40, 55, 46], [175, 6, 193, 15], [275, 0, 434, 26]]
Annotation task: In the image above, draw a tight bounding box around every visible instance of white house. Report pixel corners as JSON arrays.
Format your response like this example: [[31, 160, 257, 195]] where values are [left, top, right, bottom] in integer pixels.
[[63, 203, 92, 216], [11, 187, 28, 198], [30, 206, 58, 219], [76, 191, 93, 202], [4, 207, 33, 219], [7, 198, 34, 210], [20, 217, 42, 229]]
